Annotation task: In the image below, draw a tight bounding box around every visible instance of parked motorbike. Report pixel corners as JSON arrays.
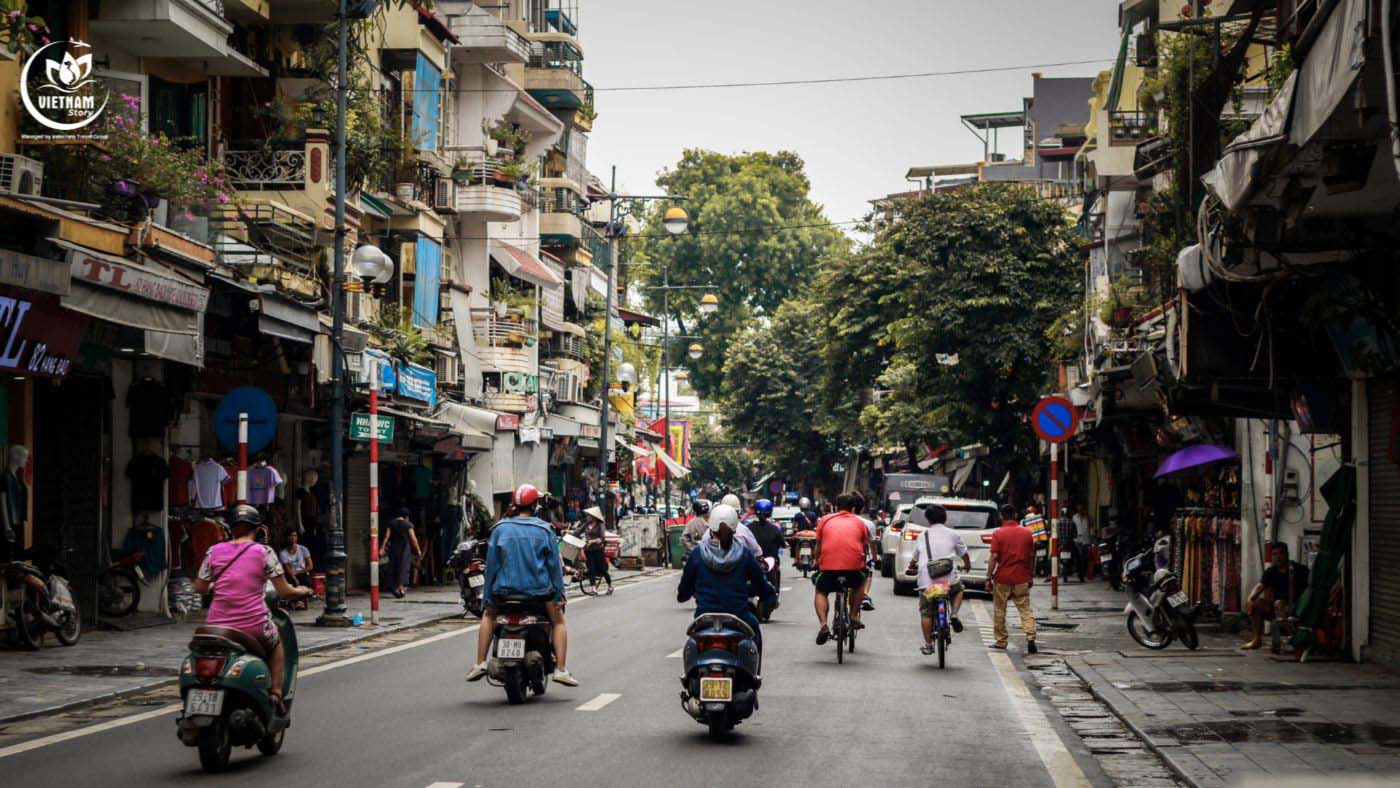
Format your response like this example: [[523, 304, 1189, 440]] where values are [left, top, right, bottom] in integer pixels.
[[756, 557, 780, 623], [487, 595, 556, 705], [2, 546, 81, 649], [98, 550, 144, 618], [448, 538, 485, 617], [176, 605, 298, 771], [1122, 544, 1199, 650], [679, 612, 761, 741]]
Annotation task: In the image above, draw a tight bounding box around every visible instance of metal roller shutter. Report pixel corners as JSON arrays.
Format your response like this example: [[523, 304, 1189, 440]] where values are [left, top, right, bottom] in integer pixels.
[[1369, 379, 1400, 665], [346, 457, 370, 591]]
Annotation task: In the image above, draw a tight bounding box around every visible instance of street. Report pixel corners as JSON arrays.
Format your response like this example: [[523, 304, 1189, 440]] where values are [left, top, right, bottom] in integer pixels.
[[1, 570, 1096, 788]]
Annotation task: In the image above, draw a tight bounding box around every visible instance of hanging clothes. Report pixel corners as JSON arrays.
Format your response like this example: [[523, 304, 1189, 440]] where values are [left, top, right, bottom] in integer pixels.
[[127, 378, 178, 438], [190, 460, 230, 510], [187, 517, 224, 569], [121, 524, 168, 574], [168, 455, 193, 507], [126, 454, 170, 512], [221, 462, 238, 505], [247, 465, 283, 506]]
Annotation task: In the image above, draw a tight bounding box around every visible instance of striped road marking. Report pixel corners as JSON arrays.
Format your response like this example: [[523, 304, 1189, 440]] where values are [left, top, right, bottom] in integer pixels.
[[575, 693, 621, 712], [666, 648, 685, 658]]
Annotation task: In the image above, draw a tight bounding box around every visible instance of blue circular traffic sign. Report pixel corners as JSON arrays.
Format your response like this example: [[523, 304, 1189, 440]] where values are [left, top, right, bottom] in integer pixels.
[[1031, 396, 1079, 444], [214, 386, 278, 453]]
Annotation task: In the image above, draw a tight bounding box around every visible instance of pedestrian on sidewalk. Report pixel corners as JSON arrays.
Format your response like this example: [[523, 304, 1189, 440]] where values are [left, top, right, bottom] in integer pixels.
[[1070, 504, 1091, 582], [1241, 542, 1309, 650], [582, 506, 614, 594], [381, 507, 421, 599], [989, 503, 1037, 653]]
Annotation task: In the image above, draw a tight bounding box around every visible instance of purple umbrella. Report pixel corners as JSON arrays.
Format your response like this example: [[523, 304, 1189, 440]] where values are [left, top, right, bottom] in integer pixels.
[[1153, 443, 1240, 479]]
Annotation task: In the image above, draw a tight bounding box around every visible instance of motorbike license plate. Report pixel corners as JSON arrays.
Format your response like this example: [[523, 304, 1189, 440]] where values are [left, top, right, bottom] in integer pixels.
[[184, 689, 224, 717], [799, 548, 812, 558], [1168, 591, 1189, 608], [496, 638, 526, 659], [467, 574, 485, 588], [699, 677, 733, 702]]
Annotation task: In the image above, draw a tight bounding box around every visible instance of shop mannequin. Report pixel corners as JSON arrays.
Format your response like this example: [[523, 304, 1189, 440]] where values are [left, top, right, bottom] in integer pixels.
[[1, 444, 30, 553], [295, 470, 318, 536]]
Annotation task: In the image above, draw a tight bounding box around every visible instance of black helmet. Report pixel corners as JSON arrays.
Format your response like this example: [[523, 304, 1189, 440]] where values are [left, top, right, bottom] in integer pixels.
[[692, 499, 711, 516], [229, 504, 262, 529]]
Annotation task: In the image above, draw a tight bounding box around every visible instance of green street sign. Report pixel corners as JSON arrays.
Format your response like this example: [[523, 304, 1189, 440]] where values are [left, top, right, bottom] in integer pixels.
[[350, 412, 395, 442]]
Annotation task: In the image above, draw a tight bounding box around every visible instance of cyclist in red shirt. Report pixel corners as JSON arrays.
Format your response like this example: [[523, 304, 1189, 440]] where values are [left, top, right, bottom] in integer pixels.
[[812, 492, 873, 644], [987, 504, 1038, 653]]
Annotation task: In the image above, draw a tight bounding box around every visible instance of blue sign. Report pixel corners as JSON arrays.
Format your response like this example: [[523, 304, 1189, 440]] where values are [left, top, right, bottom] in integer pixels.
[[1031, 396, 1079, 444], [366, 350, 396, 391], [396, 362, 437, 406], [213, 386, 278, 453]]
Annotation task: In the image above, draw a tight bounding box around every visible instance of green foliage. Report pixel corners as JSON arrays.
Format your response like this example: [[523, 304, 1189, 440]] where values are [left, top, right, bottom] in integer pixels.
[[636, 150, 849, 399], [490, 276, 536, 316], [1, 2, 48, 56], [387, 323, 429, 365], [289, 20, 393, 193], [95, 97, 231, 216], [688, 419, 752, 491], [721, 299, 841, 489], [816, 185, 1082, 467], [580, 292, 659, 406], [483, 119, 531, 159]]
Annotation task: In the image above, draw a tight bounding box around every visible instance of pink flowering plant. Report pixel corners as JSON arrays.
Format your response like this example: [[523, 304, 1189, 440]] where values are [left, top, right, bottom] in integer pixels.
[[95, 95, 231, 215], [0, 1, 49, 56]]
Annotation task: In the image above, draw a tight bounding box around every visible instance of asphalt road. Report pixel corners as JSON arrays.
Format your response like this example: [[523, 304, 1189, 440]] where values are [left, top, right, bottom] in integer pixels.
[[2, 566, 1095, 787]]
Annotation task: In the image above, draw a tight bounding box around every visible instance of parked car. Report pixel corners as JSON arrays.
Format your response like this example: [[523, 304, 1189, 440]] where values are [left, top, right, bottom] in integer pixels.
[[892, 498, 999, 596], [879, 502, 918, 577]]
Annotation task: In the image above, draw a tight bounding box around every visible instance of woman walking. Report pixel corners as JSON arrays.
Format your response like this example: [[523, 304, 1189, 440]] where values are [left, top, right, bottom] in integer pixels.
[[582, 506, 613, 594], [382, 507, 421, 598]]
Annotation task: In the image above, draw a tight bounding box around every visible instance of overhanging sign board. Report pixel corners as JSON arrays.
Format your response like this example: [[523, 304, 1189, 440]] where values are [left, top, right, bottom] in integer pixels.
[[350, 412, 395, 442]]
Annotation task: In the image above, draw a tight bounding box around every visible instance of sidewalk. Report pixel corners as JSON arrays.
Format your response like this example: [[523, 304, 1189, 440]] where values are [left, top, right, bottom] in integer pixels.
[[0, 567, 660, 724], [1031, 578, 1400, 787]]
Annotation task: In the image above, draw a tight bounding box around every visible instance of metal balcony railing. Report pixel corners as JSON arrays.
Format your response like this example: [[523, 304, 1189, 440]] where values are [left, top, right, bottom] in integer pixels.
[[471, 308, 538, 347], [1108, 111, 1158, 146], [224, 148, 307, 188], [544, 333, 586, 361], [528, 40, 583, 75], [540, 190, 588, 216]]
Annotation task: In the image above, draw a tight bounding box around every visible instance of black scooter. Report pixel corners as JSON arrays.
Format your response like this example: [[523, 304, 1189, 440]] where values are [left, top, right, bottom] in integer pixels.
[[486, 595, 555, 705], [755, 557, 780, 623], [679, 612, 761, 740]]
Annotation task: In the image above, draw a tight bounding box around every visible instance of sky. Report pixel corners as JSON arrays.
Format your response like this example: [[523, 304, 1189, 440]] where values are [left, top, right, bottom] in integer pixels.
[[580, 0, 1122, 231]]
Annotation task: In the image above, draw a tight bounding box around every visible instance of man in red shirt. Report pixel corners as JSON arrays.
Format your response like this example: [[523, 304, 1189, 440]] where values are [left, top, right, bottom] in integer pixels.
[[812, 492, 875, 644], [987, 504, 1038, 653]]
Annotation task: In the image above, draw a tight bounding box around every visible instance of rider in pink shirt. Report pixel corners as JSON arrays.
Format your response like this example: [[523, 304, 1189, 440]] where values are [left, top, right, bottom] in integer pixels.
[[194, 505, 310, 709]]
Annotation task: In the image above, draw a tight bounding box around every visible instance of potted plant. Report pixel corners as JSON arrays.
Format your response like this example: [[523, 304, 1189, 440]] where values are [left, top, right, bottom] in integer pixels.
[[452, 154, 475, 184], [92, 94, 231, 223], [394, 154, 418, 202]]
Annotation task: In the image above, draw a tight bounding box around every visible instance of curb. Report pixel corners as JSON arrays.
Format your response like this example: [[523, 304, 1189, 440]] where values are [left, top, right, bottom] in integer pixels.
[[1, 566, 672, 726], [1063, 658, 1208, 788]]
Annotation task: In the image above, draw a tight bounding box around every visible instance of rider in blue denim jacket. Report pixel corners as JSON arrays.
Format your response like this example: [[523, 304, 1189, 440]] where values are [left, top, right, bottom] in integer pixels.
[[467, 484, 577, 687]]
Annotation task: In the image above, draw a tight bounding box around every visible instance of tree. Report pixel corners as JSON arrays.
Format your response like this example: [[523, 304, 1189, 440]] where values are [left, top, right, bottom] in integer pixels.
[[820, 185, 1082, 469], [688, 419, 753, 492], [634, 150, 849, 399], [721, 299, 841, 491]]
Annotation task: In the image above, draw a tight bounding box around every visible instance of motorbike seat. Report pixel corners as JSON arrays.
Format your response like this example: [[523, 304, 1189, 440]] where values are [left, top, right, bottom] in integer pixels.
[[192, 625, 268, 660], [688, 612, 755, 639], [496, 595, 551, 614]]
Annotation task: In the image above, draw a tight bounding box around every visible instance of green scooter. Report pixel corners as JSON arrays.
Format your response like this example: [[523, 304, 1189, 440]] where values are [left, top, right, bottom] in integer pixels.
[[175, 607, 299, 772]]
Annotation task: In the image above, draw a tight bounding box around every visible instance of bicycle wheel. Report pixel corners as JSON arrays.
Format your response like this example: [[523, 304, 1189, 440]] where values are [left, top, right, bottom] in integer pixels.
[[834, 593, 846, 664], [937, 631, 946, 668], [577, 572, 599, 596]]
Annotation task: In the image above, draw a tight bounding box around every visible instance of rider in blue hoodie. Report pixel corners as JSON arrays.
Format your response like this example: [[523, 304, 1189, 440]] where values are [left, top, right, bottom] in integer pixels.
[[677, 504, 777, 650]]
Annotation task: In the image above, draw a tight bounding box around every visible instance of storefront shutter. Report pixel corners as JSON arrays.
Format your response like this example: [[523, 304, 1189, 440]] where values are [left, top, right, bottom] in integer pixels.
[[1369, 379, 1400, 665], [346, 457, 371, 591]]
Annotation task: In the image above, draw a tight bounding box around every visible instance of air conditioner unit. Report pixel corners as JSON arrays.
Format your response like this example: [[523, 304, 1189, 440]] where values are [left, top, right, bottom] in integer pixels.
[[433, 177, 454, 212], [436, 352, 458, 385], [0, 154, 44, 196]]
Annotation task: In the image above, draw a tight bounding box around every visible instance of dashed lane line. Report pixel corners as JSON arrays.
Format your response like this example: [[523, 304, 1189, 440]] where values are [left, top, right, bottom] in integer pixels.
[[575, 693, 621, 712], [425, 783, 464, 788], [666, 648, 684, 658]]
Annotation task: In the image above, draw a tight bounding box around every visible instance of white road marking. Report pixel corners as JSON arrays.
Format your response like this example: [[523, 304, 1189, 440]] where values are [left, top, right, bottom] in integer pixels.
[[575, 692, 621, 711], [781, 586, 792, 592], [666, 648, 684, 658], [969, 601, 1091, 788], [426, 783, 464, 788], [0, 570, 682, 760]]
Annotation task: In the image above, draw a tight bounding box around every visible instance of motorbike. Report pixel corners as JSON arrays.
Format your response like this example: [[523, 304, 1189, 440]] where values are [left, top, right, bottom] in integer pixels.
[[448, 538, 485, 617], [679, 612, 761, 741], [756, 556, 780, 623], [487, 594, 556, 705], [1122, 543, 1199, 650], [176, 605, 298, 772], [793, 530, 817, 577], [98, 550, 144, 618], [1, 546, 81, 649]]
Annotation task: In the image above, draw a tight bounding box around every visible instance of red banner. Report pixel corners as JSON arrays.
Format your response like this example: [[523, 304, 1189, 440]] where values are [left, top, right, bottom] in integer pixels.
[[0, 288, 86, 378]]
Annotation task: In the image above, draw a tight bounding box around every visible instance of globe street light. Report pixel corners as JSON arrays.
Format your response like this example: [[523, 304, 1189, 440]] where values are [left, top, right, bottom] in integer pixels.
[[663, 206, 689, 235], [698, 292, 719, 315], [350, 244, 393, 284], [687, 342, 703, 360]]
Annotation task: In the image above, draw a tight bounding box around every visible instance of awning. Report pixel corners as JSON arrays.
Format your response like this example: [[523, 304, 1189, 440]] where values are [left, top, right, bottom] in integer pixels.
[[1290, 0, 1367, 148], [1203, 71, 1297, 211], [615, 307, 659, 327], [431, 401, 496, 451], [359, 193, 393, 220], [449, 289, 483, 398], [546, 413, 583, 437], [654, 444, 689, 479], [258, 292, 321, 344], [377, 404, 451, 433], [491, 241, 564, 288], [145, 316, 205, 367]]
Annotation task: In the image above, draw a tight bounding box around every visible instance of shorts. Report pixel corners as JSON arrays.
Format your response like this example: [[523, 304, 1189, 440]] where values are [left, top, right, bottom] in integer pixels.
[[918, 582, 965, 618], [815, 569, 867, 594], [234, 617, 281, 651]]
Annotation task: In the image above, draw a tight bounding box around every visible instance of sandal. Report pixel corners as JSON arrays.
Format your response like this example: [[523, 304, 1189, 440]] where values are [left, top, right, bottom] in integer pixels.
[[268, 691, 288, 716]]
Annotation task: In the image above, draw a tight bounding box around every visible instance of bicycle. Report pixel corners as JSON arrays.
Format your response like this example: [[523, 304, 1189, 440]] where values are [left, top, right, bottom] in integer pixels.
[[926, 584, 952, 669], [831, 574, 857, 663]]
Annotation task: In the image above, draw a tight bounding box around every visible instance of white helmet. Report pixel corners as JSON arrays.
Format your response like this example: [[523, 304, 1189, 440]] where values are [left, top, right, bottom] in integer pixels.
[[721, 493, 742, 509], [799, 497, 811, 509], [711, 504, 739, 531]]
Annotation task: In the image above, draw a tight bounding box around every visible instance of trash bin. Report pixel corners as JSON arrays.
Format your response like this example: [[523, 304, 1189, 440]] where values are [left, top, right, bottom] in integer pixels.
[[666, 524, 687, 569]]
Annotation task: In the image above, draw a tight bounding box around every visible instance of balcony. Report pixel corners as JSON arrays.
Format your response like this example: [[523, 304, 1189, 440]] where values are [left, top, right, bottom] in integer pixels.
[[540, 364, 583, 405], [448, 6, 530, 64], [447, 151, 522, 220], [224, 147, 307, 189], [1107, 111, 1159, 147], [91, 0, 265, 76], [525, 42, 592, 112], [543, 333, 586, 362], [471, 308, 537, 375]]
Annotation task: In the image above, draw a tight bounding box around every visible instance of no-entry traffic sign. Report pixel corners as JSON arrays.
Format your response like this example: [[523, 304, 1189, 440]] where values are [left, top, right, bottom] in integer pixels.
[[1031, 396, 1079, 444]]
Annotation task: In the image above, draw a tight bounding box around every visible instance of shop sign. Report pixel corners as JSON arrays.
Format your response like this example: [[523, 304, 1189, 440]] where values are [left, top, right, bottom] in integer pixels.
[[0, 291, 85, 378], [502, 372, 538, 394], [68, 249, 209, 311], [350, 412, 395, 442], [0, 249, 70, 295], [495, 413, 519, 431], [396, 362, 436, 405], [580, 423, 600, 439], [540, 427, 554, 440], [519, 425, 541, 444]]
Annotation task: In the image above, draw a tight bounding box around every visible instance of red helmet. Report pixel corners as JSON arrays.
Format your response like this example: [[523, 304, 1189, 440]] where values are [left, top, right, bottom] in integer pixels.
[[512, 483, 540, 507]]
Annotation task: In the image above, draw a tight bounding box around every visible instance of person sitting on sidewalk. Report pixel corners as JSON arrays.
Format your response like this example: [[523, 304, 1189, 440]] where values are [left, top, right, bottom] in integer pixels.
[[989, 504, 1037, 654], [1241, 542, 1308, 650], [278, 531, 314, 610]]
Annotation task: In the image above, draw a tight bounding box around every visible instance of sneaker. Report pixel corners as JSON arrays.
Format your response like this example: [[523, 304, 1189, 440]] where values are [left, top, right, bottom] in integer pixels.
[[1027, 640, 1038, 655], [815, 627, 831, 645], [990, 643, 1007, 650], [861, 599, 875, 611], [605, 586, 614, 596], [550, 669, 579, 687], [465, 662, 488, 682], [920, 643, 935, 656], [951, 616, 964, 633]]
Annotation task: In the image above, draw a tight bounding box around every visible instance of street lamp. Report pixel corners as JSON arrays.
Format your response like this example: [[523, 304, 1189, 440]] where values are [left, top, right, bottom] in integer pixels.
[[687, 342, 703, 360], [350, 244, 393, 284], [663, 206, 689, 235], [699, 292, 718, 315]]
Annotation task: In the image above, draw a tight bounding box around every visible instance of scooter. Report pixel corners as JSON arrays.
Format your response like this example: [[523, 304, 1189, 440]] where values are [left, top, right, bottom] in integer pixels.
[[2, 546, 81, 650], [487, 595, 555, 705], [793, 531, 816, 578], [176, 606, 298, 771], [1122, 545, 1199, 650], [98, 550, 144, 618], [448, 538, 485, 617], [756, 557, 780, 623], [679, 612, 761, 741]]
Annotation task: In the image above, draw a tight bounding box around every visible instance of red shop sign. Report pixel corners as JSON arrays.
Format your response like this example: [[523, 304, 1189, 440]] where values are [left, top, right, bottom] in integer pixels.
[[0, 288, 87, 378], [495, 413, 519, 431]]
